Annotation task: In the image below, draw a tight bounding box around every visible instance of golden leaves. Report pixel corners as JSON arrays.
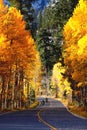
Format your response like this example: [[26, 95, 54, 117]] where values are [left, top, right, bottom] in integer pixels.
[[0, 4, 39, 78], [0, 34, 5, 47], [51, 62, 72, 98], [0, 3, 41, 105], [0, 0, 4, 7], [63, 0, 87, 83], [77, 34, 87, 55]]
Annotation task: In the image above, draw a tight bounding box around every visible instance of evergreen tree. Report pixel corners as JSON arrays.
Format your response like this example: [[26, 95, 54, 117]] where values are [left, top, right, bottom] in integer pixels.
[[36, 29, 61, 74], [37, 0, 78, 72], [38, 0, 78, 42]]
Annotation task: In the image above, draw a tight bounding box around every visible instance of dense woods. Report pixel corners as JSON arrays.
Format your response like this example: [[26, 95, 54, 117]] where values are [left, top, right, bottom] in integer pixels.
[[0, 1, 41, 110], [0, 0, 87, 112], [37, 0, 87, 110], [63, 0, 87, 108]]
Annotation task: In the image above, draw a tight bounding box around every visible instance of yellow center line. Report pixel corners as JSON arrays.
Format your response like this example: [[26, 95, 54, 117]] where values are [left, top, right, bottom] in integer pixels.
[[37, 108, 58, 130]]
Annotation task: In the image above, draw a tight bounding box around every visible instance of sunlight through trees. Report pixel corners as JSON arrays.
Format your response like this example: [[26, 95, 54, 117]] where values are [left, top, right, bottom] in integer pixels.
[[0, 1, 41, 110], [63, 0, 87, 107], [51, 61, 72, 102]]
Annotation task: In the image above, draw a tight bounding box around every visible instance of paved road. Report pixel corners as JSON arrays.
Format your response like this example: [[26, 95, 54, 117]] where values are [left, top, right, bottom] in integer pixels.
[[0, 97, 87, 130], [0, 110, 50, 130], [38, 97, 87, 130]]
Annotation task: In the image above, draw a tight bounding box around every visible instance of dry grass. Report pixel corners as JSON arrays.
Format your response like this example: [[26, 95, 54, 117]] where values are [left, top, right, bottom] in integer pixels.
[[61, 99, 87, 118], [69, 106, 87, 118], [29, 101, 39, 109]]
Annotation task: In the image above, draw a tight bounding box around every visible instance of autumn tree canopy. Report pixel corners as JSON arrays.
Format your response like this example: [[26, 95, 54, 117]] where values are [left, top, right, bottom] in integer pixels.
[[51, 61, 72, 99], [0, 2, 41, 110], [63, 0, 87, 84], [0, 3, 37, 77]]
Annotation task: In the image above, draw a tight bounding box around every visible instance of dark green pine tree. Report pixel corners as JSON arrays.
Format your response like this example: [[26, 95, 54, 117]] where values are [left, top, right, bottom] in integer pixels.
[[52, 0, 78, 41], [36, 28, 62, 75], [37, 0, 78, 44], [37, 0, 78, 66], [8, 0, 19, 8], [19, 0, 35, 30]]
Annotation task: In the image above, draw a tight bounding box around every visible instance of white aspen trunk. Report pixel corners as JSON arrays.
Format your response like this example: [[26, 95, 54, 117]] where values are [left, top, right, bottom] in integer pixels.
[[4, 96, 7, 109], [33, 70, 37, 100], [1, 77, 5, 110], [27, 82, 30, 108], [4, 80, 9, 109], [11, 72, 15, 110], [16, 100, 19, 109], [11, 85, 14, 110], [19, 92, 21, 109], [2, 102, 4, 111]]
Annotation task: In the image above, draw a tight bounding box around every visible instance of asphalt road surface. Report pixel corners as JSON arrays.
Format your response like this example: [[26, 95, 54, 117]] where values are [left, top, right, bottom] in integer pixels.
[[0, 97, 87, 130]]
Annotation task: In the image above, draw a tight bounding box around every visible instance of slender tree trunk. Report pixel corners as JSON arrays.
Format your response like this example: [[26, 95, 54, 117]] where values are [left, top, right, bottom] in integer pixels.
[[4, 80, 9, 109], [1, 76, 6, 111], [55, 84, 58, 98], [27, 82, 30, 108], [45, 67, 49, 96], [19, 69, 24, 109], [11, 71, 15, 110]]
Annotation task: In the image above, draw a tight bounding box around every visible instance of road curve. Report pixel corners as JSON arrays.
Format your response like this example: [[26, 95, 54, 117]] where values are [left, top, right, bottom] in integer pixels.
[[37, 97, 87, 130], [0, 110, 50, 130], [0, 97, 87, 130]]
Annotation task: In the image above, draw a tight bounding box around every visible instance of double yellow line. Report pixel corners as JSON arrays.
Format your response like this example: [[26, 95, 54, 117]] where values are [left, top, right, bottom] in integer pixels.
[[37, 108, 58, 130]]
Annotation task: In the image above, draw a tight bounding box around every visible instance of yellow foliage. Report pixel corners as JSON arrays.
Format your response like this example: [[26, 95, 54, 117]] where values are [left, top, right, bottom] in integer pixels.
[[0, 0, 4, 6], [77, 34, 87, 55], [0, 4, 41, 99], [0, 34, 5, 47], [51, 62, 72, 98], [63, 0, 87, 83]]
